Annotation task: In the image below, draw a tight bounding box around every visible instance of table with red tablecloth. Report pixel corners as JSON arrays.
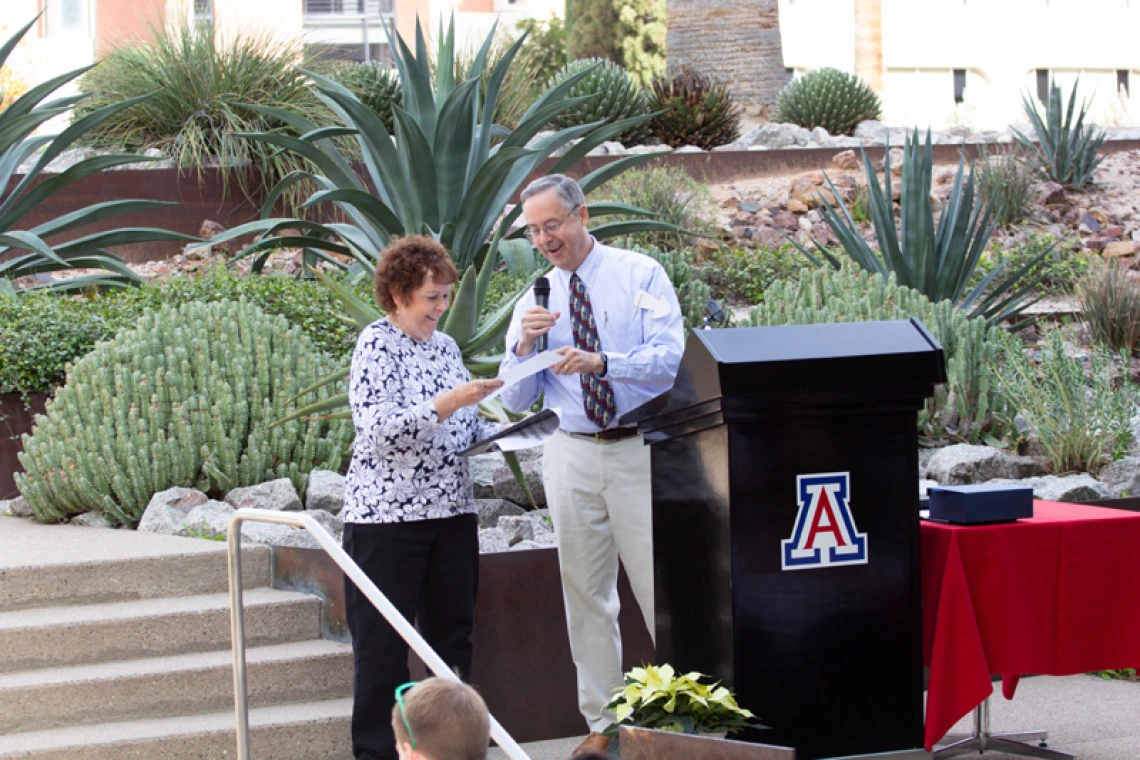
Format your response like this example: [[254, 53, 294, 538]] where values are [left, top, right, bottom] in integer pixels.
[[921, 501, 1140, 752]]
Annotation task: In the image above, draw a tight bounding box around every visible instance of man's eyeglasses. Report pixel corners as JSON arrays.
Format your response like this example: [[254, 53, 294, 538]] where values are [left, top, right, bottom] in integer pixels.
[[395, 681, 419, 750], [525, 205, 580, 242]]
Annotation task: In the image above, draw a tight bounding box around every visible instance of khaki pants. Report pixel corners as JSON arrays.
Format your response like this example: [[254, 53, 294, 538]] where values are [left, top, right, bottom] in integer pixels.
[[542, 429, 655, 733]]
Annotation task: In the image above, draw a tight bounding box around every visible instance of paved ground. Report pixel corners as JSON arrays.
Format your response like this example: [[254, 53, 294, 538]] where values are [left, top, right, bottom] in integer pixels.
[[489, 674, 1140, 759]]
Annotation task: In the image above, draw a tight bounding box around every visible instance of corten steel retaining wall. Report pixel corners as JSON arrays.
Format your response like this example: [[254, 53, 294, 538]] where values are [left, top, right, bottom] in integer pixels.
[[273, 545, 656, 743], [0, 394, 47, 500], [11, 140, 1140, 264]]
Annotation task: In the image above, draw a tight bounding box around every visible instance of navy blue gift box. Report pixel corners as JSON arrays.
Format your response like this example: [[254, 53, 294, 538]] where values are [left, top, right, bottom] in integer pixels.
[[926, 483, 1034, 524]]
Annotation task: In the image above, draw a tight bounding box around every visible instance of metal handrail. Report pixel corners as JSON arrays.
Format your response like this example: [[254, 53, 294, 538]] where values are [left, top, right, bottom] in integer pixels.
[[227, 508, 530, 760]]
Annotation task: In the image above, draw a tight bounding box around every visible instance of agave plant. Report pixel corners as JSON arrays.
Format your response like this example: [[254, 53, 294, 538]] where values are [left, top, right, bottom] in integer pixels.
[[0, 17, 199, 296], [1012, 80, 1106, 191], [795, 129, 1049, 327]]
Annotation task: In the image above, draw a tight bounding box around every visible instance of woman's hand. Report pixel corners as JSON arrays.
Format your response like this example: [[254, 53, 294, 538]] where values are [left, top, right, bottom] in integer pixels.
[[434, 378, 505, 421]]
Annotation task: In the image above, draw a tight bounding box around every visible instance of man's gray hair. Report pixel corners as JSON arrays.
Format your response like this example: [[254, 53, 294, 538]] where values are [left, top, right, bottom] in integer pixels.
[[519, 174, 585, 211]]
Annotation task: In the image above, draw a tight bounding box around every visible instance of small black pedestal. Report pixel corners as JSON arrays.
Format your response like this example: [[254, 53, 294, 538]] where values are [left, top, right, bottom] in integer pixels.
[[622, 319, 945, 760]]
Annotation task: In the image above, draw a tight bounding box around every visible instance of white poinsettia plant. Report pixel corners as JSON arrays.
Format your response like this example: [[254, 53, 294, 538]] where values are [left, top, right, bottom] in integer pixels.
[[602, 663, 762, 739]]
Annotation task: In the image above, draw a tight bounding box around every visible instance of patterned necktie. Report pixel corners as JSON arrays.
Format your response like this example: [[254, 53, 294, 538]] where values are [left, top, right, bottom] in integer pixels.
[[569, 273, 616, 428]]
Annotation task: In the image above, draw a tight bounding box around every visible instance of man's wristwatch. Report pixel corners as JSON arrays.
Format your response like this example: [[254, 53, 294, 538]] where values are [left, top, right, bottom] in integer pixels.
[[598, 353, 608, 377]]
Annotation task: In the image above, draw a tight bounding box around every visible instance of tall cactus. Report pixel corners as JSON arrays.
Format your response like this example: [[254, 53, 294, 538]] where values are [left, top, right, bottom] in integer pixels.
[[747, 266, 1015, 443], [16, 300, 353, 526]]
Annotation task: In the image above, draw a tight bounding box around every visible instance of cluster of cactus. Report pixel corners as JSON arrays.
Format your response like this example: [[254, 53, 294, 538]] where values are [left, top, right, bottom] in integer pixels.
[[15, 300, 354, 526], [648, 66, 741, 150], [321, 60, 403, 133], [635, 245, 713, 330], [773, 67, 882, 137], [546, 58, 653, 146], [747, 266, 1016, 443]]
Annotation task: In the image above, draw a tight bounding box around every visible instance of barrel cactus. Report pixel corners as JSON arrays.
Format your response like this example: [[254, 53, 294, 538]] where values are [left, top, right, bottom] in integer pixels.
[[321, 61, 402, 133], [648, 66, 741, 150], [15, 300, 353, 526], [748, 266, 1015, 444], [774, 68, 882, 137], [546, 58, 653, 146]]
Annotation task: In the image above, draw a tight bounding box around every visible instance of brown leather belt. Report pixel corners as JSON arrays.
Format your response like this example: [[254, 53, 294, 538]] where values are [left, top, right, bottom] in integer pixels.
[[565, 426, 640, 442]]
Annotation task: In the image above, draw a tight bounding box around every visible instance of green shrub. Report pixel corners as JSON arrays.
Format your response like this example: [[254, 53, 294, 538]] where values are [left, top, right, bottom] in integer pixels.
[[565, 0, 622, 63], [1074, 259, 1140, 354], [1013, 80, 1106, 191], [318, 60, 402, 133], [972, 234, 1088, 293], [697, 246, 803, 306], [977, 144, 1038, 228], [648, 66, 741, 150], [0, 269, 361, 395], [546, 58, 653, 145], [590, 166, 714, 251], [748, 265, 1017, 444], [614, 0, 666, 85], [774, 68, 882, 137], [513, 16, 570, 106], [73, 20, 328, 207], [15, 300, 353, 526], [997, 326, 1135, 474]]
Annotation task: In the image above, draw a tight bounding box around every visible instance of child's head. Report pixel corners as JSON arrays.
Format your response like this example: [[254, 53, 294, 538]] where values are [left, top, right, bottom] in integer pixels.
[[391, 678, 490, 760]]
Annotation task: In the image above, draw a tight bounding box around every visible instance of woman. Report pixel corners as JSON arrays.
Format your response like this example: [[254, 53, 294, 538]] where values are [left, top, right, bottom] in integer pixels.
[[342, 235, 504, 760]]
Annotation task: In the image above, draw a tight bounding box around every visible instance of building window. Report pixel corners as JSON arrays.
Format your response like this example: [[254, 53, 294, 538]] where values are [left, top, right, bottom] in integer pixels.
[[1036, 69, 1050, 102], [785, 68, 795, 85], [953, 69, 966, 104], [1119, 69, 1131, 96], [194, 0, 213, 22], [46, 0, 89, 36]]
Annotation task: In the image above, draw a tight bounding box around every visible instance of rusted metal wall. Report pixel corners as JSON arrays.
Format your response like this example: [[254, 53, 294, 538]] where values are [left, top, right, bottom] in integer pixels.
[[0, 393, 47, 500]]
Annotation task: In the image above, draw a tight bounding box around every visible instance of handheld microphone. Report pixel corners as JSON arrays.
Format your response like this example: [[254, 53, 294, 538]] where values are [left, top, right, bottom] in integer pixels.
[[533, 276, 551, 352]]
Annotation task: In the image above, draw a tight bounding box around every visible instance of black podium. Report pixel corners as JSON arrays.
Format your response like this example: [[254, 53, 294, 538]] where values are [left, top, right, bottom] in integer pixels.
[[622, 319, 945, 760]]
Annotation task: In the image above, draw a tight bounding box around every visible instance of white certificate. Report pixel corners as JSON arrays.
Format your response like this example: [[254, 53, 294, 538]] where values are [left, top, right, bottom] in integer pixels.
[[486, 350, 562, 400]]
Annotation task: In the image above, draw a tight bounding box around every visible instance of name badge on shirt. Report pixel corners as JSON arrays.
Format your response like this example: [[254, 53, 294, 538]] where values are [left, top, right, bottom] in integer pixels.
[[632, 289, 671, 320]]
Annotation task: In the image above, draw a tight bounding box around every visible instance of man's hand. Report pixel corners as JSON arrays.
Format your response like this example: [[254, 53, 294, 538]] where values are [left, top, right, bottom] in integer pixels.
[[550, 346, 604, 376], [514, 306, 561, 356]]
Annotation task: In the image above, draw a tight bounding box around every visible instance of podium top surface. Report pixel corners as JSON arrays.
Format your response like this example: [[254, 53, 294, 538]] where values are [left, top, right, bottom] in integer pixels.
[[697, 319, 940, 365]]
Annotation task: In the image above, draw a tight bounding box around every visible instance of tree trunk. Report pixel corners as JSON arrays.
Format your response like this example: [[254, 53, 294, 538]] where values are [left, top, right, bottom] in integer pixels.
[[665, 0, 785, 112], [854, 0, 883, 92]]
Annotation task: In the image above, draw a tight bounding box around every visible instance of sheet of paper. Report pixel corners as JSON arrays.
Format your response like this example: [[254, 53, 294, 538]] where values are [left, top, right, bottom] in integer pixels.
[[493, 408, 562, 452], [486, 351, 562, 400]]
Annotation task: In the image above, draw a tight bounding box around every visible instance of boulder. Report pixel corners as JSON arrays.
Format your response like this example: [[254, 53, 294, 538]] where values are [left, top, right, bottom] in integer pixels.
[[138, 487, 210, 535], [71, 511, 117, 529], [924, 444, 1048, 485], [181, 501, 235, 540], [1104, 241, 1137, 257], [853, 120, 889, 141], [0, 496, 33, 518], [625, 145, 671, 155], [789, 172, 838, 209], [919, 479, 940, 496], [225, 478, 302, 512], [510, 539, 553, 551], [478, 527, 511, 554], [1097, 456, 1140, 498], [773, 211, 800, 231], [738, 123, 798, 149], [470, 453, 505, 499], [497, 515, 534, 546], [476, 498, 526, 528], [830, 150, 860, 171], [244, 521, 318, 549], [305, 470, 345, 513], [493, 460, 545, 507], [982, 474, 1112, 503], [304, 508, 345, 544], [526, 508, 556, 537], [674, 145, 705, 153], [786, 199, 809, 214], [811, 126, 830, 145]]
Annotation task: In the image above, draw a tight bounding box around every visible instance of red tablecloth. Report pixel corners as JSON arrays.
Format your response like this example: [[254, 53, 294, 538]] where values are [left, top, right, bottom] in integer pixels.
[[921, 501, 1140, 751]]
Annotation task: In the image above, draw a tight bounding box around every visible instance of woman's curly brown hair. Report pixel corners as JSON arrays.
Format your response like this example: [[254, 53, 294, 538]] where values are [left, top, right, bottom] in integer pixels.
[[373, 236, 459, 313]]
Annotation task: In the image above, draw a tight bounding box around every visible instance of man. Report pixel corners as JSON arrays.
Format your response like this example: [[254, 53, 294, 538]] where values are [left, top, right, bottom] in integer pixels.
[[500, 174, 685, 755]]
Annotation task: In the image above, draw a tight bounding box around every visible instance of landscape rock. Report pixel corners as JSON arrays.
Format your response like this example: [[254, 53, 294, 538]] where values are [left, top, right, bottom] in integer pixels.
[[924, 444, 1048, 485], [478, 527, 511, 554], [493, 460, 545, 507], [811, 126, 830, 145], [476, 498, 526, 528], [305, 470, 345, 513], [1097, 456, 1140, 498], [853, 120, 889, 141], [1104, 241, 1137, 257], [674, 145, 705, 153], [983, 474, 1112, 503], [244, 521, 318, 549], [510, 539, 554, 551], [71, 511, 117, 529], [0, 496, 33, 518], [497, 515, 534, 546], [304, 508, 345, 544], [138, 487, 210, 534], [831, 150, 860, 171], [180, 501, 235, 540], [225, 478, 303, 512], [625, 144, 672, 155], [470, 452, 505, 498], [919, 479, 940, 496]]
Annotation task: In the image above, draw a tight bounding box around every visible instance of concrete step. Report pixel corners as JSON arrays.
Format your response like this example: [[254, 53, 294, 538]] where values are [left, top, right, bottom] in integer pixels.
[[0, 547, 273, 611], [0, 587, 323, 673], [0, 639, 354, 734], [0, 697, 354, 760]]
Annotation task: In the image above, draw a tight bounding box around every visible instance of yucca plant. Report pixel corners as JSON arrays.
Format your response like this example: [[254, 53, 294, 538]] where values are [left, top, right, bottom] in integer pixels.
[[1013, 80, 1106, 191], [795, 129, 1048, 327], [0, 16, 199, 296]]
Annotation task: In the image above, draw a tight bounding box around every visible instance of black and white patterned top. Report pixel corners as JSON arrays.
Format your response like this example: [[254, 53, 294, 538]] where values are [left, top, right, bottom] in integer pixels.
[[342, 319, 500, 524]]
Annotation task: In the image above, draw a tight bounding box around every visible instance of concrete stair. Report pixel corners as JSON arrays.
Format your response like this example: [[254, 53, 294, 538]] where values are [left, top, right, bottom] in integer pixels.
[[0, 524, 354, 759]]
